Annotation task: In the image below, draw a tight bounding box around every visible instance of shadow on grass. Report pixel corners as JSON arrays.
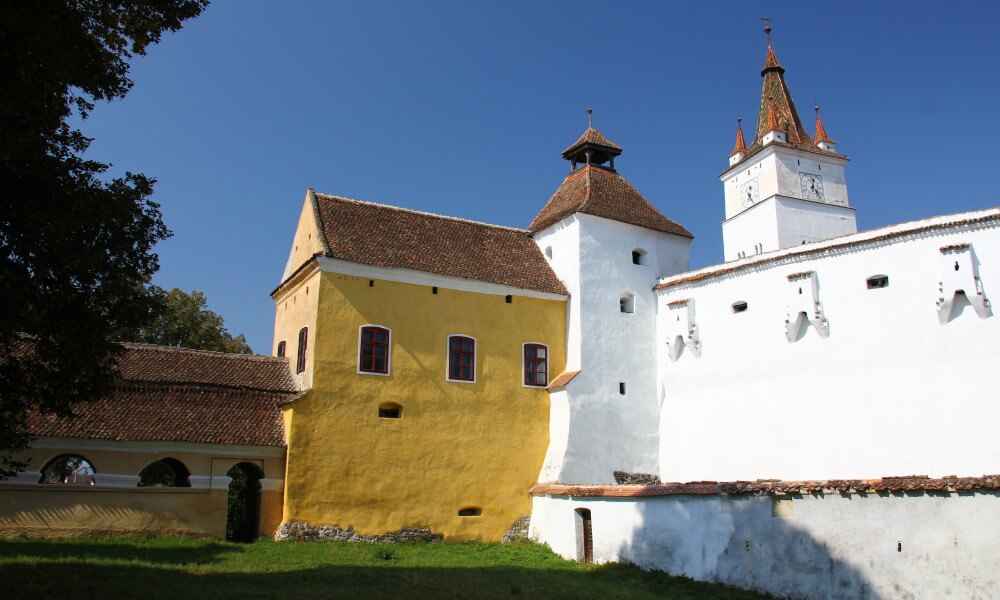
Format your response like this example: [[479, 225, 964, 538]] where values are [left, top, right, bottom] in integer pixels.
[[0, 558, 769, 600], [0, 536, 239, 566]]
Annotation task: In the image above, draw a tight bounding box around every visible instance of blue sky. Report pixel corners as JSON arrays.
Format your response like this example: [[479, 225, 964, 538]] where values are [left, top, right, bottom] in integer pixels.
[[79, 1, 1000, 353]]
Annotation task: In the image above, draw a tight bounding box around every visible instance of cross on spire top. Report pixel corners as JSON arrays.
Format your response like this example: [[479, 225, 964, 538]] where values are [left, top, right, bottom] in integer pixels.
[[761, 16, 772, 44]]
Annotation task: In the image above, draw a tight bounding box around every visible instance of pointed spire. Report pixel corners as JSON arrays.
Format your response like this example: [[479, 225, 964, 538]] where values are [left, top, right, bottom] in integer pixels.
[[750, 21, 812, 150], [561, 109, 622, 170], [761, 17, 784, 76], [814, 104, 835, 145], [730, 114, 747, 157]]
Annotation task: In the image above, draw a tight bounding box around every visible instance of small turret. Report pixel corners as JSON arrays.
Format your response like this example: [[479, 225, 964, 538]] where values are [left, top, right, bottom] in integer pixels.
[[729, 115, 748, 166], [814, 104, 836, 152]]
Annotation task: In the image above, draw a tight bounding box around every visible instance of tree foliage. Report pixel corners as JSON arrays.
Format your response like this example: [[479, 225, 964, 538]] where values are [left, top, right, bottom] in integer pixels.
[[0, 1, 209, 477], [123, 287, 253, 354]]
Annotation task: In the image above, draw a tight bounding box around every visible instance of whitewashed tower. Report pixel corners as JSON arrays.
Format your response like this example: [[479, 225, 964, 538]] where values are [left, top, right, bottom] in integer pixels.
[[720, 22, 856, 261], [529, 112, 692, 483]]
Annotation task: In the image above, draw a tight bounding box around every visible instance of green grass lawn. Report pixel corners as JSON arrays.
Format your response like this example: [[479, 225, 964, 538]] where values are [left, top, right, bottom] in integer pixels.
[[0, 534, 771, 599]]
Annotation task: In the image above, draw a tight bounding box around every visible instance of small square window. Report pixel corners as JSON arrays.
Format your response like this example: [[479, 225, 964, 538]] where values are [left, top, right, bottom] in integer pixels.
[[867, 275, 889, 289], [378, 404, 402, 419], [732, 301, 748, 313]]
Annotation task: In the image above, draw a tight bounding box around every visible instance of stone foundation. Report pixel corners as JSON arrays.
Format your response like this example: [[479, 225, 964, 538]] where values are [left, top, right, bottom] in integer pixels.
[[500, 515, 530, 543], [613, 470, 660, 485], [275, 521, 442, 543]]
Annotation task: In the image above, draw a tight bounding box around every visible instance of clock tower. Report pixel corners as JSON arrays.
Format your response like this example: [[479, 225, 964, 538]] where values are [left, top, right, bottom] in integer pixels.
[[720, 23, 856, 261]]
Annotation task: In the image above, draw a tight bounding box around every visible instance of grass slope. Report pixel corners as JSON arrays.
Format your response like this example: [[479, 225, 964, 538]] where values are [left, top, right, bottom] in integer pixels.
[[0, 535, 770, 599]]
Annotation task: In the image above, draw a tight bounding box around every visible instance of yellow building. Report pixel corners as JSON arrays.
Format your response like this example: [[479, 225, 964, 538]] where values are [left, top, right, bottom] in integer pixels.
[[272, 190, 568, 541]]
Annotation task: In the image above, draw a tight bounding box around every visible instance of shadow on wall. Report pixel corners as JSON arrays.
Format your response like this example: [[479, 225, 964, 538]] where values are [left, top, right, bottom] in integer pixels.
[[613, 495, 880, 600]]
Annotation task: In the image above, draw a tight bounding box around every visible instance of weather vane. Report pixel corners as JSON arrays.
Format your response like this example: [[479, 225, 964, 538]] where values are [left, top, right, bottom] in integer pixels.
[[761, 15, 772, 42], [587, 108, 593, 128]]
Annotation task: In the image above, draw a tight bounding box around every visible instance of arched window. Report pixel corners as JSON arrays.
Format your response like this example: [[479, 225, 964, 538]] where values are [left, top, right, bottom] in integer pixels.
[[523, 343, 548, 387], [358, 325, 391, 375], [447, 335, 476, 382], [619, 294, 635, 314], [38, 454, 96, 485], [631, 248, 647, 265], [138, 458, 191, 488], [276, 340, 286, 358], [296, 327, 308, 374]]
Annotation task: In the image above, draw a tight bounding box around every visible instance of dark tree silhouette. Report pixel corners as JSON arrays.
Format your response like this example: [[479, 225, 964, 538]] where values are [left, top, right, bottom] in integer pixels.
[[0, 1, 209, 477]]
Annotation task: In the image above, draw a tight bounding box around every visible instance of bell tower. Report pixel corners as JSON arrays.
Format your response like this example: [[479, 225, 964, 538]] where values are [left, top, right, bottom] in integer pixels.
[[720, 21, 857, 261]]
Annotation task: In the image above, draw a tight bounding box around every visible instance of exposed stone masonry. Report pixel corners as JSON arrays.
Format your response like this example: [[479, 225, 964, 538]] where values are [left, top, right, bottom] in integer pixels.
[[275, 522, 442, 543], [501, 515, 530, 543], [613, 471, 660, 485]]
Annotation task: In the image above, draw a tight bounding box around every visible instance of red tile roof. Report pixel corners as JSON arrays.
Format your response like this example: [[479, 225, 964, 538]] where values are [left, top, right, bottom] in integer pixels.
[[311, 194, 568, 296], [561, 127, 623, 159], [26, 344, 298, 447], [528, 165, 692, 237], [730, 118, 747, 157], [532, 474, 1000, 497], [546, 370, 580, 391], [814, 107, 835, 145], [746, 38, 815, 157]]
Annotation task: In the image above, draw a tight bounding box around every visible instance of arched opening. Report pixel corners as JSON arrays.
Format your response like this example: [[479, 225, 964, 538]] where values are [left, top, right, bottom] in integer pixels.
[[575, 508, 593, 563], [138, 458, 191, 488], [631, 248, 647, 265], [226, 462, 263, 543], [378, 402, 402, 419], [38, 454, 96, 485]]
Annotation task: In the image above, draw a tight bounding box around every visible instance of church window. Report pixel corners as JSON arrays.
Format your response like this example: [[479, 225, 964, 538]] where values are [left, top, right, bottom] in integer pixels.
[[867, 275, 889, 289], [732, 301, 748, 313], [458, 507, 482, 517], [378, 402, 402, 419], [296, 327, 308, 374], [276, 340, 286, 357], [138, 458, 191, 488], [620, 294, 635, 313], [523, 343, 548, 387], [447, 335, 476, 382], [632, 249, 647, 265], [359, 325, 391, 375], [38, 454, 97, 485]]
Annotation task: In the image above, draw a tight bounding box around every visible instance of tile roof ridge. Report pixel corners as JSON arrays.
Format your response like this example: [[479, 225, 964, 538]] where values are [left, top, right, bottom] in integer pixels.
[[313, 192, 528, 233], [117, 379, 298, 396], [120, 342, 284, 364]]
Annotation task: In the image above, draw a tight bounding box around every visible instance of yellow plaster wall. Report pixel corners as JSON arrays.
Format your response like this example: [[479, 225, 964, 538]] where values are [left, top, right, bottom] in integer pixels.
[[272, 268, 321, 389], [0, 442, 285, 538], [282, 272, 566, 540]]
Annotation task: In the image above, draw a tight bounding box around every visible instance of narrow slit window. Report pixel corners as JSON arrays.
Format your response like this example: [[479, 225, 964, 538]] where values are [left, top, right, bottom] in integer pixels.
[[296, 327, 308, 374], [359, 326, 390, 374], [620, 294, 635, 313], [867, 275, 889, 289], [505, 295, 512, 304], [619, 382, 626, 395], [448, 336, 476, 382], [732, 301, 748, 313], [524, 343, 548, 387], [458, 507, 482, 517], [378, 403, 402, 419]]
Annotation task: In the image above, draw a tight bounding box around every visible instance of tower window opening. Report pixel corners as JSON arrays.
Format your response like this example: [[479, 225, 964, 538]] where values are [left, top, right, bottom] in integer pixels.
[[545, 246, 553, 259], [276, 341, 286, 358], [619, 294, 635, 314], [619, 382, 626, 395], [296, 327, 308, 374], [867, 275, 889, 290], [732, 301, 749, 313], [632, 249, 647, 265]]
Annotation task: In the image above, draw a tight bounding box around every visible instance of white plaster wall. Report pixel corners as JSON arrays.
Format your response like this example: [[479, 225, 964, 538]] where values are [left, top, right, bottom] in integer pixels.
[[531, 492, 1000, 599], [534, 213, 691, 483], [657, 221, 1000, 482], [773, 150, 849, 208], [774, 196, 857, 249], [722, 199, 780, 261], [533, 218, 582, 369], [722, 154, 771, 219]]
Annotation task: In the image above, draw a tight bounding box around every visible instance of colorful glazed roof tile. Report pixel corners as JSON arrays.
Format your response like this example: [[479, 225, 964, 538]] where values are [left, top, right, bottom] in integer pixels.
[[26, 344, 298, 447], [814, 106, 835, 145], [730, 117, 748, 157], [528, 165, 692, 237], [310, 194, 568, 296]]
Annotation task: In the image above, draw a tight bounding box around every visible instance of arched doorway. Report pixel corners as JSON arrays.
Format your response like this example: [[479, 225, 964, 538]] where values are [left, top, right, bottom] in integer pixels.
[[225, 462, 263, 543]]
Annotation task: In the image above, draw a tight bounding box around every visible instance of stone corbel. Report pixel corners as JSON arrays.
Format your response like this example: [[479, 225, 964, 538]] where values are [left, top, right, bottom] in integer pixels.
[[664, 299, 701, 361], [937, 244, 991, 323], [785, 271, 829, 342]]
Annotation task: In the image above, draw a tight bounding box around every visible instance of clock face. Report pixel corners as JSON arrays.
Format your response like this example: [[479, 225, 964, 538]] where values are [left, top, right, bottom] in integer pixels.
[[740, 178, 760, 208], [799, 172, 825, 200]]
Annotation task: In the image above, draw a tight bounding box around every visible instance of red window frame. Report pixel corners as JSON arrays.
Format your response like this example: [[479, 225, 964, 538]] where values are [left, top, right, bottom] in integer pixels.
[[524, 343, 548, 387], [359, 326, 390, 374], [448, 336, 475, 381], [296, 327, 308, 374]]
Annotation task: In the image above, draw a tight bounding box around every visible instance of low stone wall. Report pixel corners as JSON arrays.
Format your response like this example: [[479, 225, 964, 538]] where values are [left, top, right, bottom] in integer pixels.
[[612, 471, 660, 485], [500, 515, 530, 543], [275, 521, 442, 543]]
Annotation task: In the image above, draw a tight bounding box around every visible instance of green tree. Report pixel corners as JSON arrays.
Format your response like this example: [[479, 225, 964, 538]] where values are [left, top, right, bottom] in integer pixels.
[[0, 1, 209, 477], [125, 287, 253, 354]]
